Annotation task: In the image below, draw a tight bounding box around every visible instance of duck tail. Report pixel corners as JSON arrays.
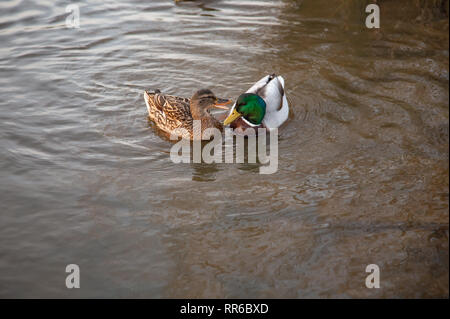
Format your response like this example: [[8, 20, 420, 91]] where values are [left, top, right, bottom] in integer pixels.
[[144, 90, 157, 116], [144, 89, 166, 119]]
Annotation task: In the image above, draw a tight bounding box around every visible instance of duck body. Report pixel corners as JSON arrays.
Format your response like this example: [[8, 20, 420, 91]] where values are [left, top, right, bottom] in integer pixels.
[[226, 74, 289, 134], [144, 89, 229, 140]]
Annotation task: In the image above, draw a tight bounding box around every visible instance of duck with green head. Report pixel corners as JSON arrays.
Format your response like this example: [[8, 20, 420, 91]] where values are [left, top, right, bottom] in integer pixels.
[[223, 74, 289, 135]]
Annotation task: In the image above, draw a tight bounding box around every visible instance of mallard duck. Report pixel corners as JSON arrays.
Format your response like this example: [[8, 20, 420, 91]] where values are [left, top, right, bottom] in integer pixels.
[[144, 89, 231, 140], [223, 74, 289, 134]]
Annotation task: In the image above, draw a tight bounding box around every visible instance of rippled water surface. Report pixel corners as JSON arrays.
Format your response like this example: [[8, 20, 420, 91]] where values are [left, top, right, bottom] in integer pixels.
[[0, 0, 448, 298]]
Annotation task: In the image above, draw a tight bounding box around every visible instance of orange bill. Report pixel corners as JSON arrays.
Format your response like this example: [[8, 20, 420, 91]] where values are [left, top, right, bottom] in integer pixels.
[[214, 98, 232, 109]]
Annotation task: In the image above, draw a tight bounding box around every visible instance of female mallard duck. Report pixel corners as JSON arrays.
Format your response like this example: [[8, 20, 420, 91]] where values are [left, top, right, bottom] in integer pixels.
[[223, 74, 289, 134], [144, 89, 231, 140]]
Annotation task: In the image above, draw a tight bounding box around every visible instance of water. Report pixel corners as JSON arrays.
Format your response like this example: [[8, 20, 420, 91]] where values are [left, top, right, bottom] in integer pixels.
[[0, 0, 448, 298]]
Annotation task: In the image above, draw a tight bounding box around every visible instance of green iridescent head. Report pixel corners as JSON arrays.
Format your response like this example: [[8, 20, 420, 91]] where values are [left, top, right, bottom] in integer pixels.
[[223, 93, 266, 125]]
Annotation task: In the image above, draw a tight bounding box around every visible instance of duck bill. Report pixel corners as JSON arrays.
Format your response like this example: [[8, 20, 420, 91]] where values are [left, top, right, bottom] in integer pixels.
[[213, 98, 232, 110], [223, 109, 242, 125]]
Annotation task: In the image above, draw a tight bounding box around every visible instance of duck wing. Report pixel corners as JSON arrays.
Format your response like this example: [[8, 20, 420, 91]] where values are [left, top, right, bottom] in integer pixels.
[[259, 75, 289, 129], [245, 74, 273, 95], [254, 74, 285, 112], [144, 90, 193, 133]]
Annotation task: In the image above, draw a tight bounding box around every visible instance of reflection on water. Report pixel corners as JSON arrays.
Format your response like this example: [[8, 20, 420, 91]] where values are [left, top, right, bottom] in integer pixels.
[[0, 0, 448, 298], [191, 162, 220, 182]]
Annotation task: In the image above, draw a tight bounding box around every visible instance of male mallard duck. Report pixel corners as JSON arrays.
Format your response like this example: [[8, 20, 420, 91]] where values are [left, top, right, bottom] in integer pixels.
[[144, 89, 231, 140], [223, 74, 289, 134]]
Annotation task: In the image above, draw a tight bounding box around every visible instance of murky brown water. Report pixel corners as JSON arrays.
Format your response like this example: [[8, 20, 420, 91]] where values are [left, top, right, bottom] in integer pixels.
[[0, 0, 448, 298]]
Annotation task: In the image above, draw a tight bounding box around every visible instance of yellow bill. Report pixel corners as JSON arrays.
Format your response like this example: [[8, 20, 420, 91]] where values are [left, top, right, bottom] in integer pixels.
[[223, 109, 242, 125]]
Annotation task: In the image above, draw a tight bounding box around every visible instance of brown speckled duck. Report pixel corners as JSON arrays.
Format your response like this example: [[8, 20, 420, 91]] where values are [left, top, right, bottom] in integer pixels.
[[144, 89, 231, 140]]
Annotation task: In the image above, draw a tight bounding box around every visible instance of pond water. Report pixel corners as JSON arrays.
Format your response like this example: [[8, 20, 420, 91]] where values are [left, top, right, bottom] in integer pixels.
[[0, 0, 448, 298]]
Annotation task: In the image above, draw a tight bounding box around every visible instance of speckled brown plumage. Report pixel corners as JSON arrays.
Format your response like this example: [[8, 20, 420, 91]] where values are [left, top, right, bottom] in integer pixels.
[[144, 89, 225, 140]]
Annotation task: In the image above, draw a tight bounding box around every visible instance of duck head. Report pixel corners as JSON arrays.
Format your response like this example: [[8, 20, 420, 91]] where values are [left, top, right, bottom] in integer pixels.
[[223, 93, 266, 126], [190, 89, 231, 119]]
